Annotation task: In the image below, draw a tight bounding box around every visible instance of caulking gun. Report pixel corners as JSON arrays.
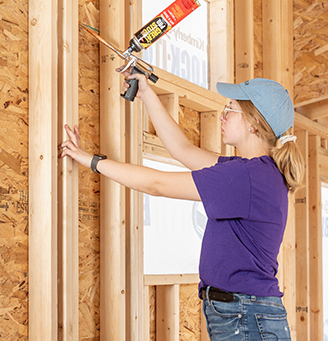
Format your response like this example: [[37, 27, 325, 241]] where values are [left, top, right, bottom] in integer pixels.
[[80, 0, 201, 102]]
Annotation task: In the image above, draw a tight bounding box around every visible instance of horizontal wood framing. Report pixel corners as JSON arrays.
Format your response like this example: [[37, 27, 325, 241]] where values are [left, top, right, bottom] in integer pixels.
[[144, 274, 199, 286], [151, 68, 226, 112], [296, 98, 328, 120], [294, 112, 328, 140]]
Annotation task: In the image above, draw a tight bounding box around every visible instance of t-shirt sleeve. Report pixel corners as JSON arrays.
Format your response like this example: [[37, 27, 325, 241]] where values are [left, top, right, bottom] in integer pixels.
[[192, 158, 251, 220]]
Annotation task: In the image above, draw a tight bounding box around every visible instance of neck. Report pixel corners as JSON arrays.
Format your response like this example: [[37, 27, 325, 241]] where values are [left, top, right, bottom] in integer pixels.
[[236, 136, 271, 159]]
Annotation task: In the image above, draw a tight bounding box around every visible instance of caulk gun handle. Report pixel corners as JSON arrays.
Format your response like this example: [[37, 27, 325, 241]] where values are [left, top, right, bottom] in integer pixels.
[[121, 66, 143, 102]]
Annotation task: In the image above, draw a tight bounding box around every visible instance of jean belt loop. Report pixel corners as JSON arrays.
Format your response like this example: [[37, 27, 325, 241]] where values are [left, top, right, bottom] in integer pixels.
[[206, 286, 211, 303]]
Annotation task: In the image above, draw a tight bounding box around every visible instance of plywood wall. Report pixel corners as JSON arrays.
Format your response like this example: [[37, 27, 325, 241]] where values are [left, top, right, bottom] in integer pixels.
[[78, 1, 101, 339], [0, 0, 28, 339], [179, 284, 201, 340], [253, 0, 263, 79], [2, 0, 328, 340], [294, 0, 328, 105]]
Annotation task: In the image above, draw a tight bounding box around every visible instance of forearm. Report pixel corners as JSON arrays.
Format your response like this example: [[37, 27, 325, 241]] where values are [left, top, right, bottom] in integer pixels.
[[97, 158, 162, 196], [96, 158, 200, 201], [141, 88, 194, 163], [121, 73, 217, 170]]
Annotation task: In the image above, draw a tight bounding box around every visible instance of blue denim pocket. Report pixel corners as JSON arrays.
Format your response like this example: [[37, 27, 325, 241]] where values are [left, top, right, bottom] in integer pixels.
[[255, 306, 291, 340], [203, 298, 243, 340]]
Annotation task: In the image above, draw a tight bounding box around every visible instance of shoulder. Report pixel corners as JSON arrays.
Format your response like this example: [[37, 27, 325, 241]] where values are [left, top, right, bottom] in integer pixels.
[[243, 156, 284, 181]]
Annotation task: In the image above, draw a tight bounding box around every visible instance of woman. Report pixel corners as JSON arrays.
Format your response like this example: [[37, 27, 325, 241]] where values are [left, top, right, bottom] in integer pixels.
[[59, 73, 304, 340]]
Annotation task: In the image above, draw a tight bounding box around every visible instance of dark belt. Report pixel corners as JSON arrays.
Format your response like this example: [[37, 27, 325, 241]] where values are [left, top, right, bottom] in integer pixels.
[[201, 286, 235, 302]]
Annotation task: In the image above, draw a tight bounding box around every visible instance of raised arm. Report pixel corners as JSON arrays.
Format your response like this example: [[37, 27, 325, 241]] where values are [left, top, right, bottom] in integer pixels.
[[120, 71, 218, 170], [59, 125, 201, 201]]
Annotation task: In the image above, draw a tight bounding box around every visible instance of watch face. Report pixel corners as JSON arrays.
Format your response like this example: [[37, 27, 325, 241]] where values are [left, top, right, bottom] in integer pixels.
[[95, 153, 107, 159]]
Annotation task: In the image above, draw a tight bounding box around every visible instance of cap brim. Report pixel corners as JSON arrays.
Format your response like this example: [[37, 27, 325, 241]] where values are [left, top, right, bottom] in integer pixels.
[[216, 82, 250, 100]]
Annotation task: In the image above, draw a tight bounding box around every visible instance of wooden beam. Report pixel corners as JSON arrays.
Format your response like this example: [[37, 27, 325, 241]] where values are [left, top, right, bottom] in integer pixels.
[[28, 0, 58, 339], [152, 68, 225, 111], [99, 0, 126, 340], [295, 130, 310, 340], [262, 0, 294, 93], [156, 285, 179, 341], [235, 0, 254, 83], [125, 1, 145, 340], [201, 111, 221, 155], [295, 98, 328, 120], [262, 1, 295, 337], [57, 0, 79, 339], [144, 274, 199, 286], [319, 151, 328, 181], [201, 300, 210, 341], [283, 190, 296, 336], [308, 135, 323, 341], [208, 0, 234, 89], [158, 93, 179, 123], [294, 112, 328, 140], [294, 95, 328, 110]]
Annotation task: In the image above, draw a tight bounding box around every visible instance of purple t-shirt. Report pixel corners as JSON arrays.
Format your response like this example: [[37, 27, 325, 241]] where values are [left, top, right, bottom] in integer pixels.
[[192, 155, 288, 297]]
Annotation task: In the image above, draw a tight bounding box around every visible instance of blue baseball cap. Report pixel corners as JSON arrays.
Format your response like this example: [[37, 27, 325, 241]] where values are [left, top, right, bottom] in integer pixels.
[[216, 78, 294, 138]]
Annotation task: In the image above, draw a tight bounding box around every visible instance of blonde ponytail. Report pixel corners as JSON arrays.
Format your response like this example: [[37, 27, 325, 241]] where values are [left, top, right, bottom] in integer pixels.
[[237, 100, 305, 193], [271, 139, 304, 193]]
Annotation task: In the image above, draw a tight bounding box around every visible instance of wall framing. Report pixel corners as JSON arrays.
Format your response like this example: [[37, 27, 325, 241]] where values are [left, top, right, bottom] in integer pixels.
[[10, 0, 328, 340]]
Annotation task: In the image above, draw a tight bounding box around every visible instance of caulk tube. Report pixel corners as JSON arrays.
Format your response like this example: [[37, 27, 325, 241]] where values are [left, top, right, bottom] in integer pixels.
[[127, 0, 201, 53]]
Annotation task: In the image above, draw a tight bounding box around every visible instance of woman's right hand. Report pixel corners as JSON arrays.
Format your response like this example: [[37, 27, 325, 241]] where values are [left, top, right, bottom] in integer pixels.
[[116, 66, 151, 100]]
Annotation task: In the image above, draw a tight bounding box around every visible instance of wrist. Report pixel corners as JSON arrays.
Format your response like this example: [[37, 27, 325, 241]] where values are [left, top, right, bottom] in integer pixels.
[[91, 153, 107, 173], [139, 86, 154, 102]]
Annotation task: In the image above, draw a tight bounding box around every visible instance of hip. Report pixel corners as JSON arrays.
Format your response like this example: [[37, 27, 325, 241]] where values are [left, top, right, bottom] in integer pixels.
[[202, 286, 291, 341]]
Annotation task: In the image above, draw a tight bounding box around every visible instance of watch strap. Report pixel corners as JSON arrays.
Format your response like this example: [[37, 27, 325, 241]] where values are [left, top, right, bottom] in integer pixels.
[[91, 154, 107, 173]]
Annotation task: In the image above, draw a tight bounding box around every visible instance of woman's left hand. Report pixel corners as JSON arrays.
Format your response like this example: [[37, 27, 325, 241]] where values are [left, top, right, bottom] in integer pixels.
[[59, 124, 93, 168]]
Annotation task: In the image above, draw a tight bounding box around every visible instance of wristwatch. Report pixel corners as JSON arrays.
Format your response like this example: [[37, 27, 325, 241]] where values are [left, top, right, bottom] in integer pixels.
[[91, 153, 107, 173]]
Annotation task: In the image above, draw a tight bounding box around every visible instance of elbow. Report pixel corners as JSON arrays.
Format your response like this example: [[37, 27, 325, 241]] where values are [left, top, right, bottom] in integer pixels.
[[145, 179, 165, 197]]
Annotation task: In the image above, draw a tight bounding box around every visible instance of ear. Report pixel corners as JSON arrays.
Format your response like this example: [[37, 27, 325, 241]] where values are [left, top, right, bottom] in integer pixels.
[[249, 124, 258, 133]]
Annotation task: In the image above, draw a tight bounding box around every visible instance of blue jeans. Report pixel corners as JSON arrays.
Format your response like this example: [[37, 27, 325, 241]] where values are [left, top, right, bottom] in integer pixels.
[[203, 286, 291, 340]]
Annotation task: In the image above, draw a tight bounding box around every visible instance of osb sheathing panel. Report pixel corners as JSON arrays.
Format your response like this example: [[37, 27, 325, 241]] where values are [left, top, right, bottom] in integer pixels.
[[149, 285, 156, 341], [0, 0, 29, 340], [78, 1, 101, 339], [179, 284, 201, 340], [149, 284, 201, 341], [254, 0, 263, 78], [148, 105, 200, 147], [294, 1, 328, 105], [178, 106, 200, 147]]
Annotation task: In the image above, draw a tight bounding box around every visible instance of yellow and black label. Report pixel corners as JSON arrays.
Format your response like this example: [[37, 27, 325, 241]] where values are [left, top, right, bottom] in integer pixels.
[[132, 0, 200, 51], [134, 16, 169, 49]]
